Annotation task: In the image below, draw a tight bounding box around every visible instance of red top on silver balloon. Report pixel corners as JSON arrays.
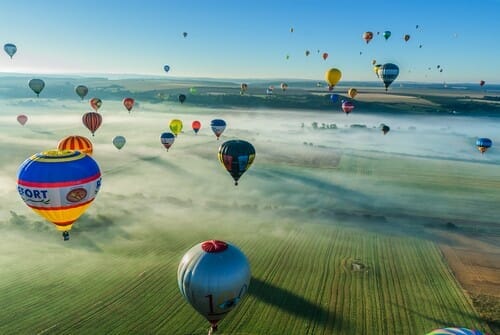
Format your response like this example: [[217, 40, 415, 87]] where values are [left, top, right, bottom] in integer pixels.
[[201, 240, 228, 253]]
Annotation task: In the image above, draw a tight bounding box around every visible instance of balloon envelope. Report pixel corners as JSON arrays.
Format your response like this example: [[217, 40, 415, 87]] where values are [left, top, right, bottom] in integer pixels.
[[218, 140, 255, 185], [82, 112, 102, 136], [4, 43, 17, 58], [58, 135, 93, 155], [281, 83, 288, 91], [28, 79, 45, 97], [192, 120, 201, 134], [160, 132, 175, 150], [178, 94, 186, 104], [322, 52, 328, 60], [112, 136, 126, 150], [210, 119, 226, 139], [75, 85, 89, 100], [330, 94, 339, 103], [169, 119, 183, 136], [383, 31, 391, 40], [426, 328, 484, 335], [17, 150, 101, 234], [404, 34, 410, 42], [164, 65, 170, 73], [341, 101, 355, 114], [122, 97, 135, 112], [476, 138, 492, 153], [377, 63, 399, 91], [348, 88, 358, 99], [178, 240, 251, 332], [325, 68, 342, 90], [480, 80, 485, 87], [17, 114, 28, 126], [89, 98, 102, 112], [363, 31, 373, 43]]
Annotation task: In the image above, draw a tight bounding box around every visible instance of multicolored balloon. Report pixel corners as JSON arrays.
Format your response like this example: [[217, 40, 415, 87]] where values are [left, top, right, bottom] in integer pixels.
[[476, 138, 492, 154], [122, 97, 135, 113], [160, 132, 175, 151], [210, 119, 226, 140], [192, 120, 201, 134], [325, 68, 342, 91], [89, 97, 102, 112], [281, 82, 288, 91], [17, 114, 28, 126], [112, 136, 126, 150], [82, 112, 102, 136], [17, 150, 102, 240], [75, 85, 89, 100], [240, 83, 248, 95], [58, 135, 93, 155], [4, 43, 17, 58], [383, 31, 391, 40], [341, 101, 355, 114], [348, 88, 358, 99], [426, 328, 485, 335], [28, 79, 45, 97], [178, 240, 251, 334], [169, 119, 183, 136], [218, 140, 255, 186], [377, 63, 399, 91], [363, 31, 374, 44]]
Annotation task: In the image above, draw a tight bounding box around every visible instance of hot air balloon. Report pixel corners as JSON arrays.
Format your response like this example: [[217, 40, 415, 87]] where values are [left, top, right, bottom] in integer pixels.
[[169, 119, 183, 136], [281, 83, 288, 91], [373, 64, 382, 78], [363, 31, 374, 44], [426, 328, 485, 335], [404, 34, 411, 42], [383, 31, 391, 40], [183, 32, 188, 38], [480, 80, 485, 87], [305, 50, 310, 56], [58, 135, 93, 155], [75, 85, 89, 100], [82, 112, 102, 136], [28, 79, 45, 97], [240, 83, 248, 95], [178, 240, 251, 333], [476, 138, 492, 154], [160, 132, 175, 151], [285, 54, 290, 60], [348, 88, 358, 99], [89, 97, 102, 112], [192, 120, 201, 134], [377, 63, 399, 91], [164, 65, 170, 73], [372, 59, 377, 65], [341, 101, 355, 114], [112, 136, 126, 150], [266, 86, 273, 96], [178, 94, 186, 104], [189, 87, 197, 94], [211, 119, 226, 140], [122, 97, 135, 113], [4, 43, 17, 59], [17, 114, 28, 126], [325, 68, 342, 91], [330, 94, 339, 103], [17, 150, 101, 240], [290, 27, 294, 33], [380, 124, 390, 135], [322, 52, 328, 60], [218, 140, 255, 186]]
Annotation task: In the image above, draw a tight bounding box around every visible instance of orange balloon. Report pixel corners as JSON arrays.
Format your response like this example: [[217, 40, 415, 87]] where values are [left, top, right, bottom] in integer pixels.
[[58, 135, 94, 155]]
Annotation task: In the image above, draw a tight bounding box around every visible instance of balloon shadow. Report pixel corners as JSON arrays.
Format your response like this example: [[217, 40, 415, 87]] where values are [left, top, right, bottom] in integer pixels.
[[248, 276, 348, 332]]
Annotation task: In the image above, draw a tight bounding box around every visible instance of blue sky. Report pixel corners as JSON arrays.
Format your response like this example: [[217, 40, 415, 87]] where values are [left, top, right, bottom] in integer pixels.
[[0, 0, 499, 83]]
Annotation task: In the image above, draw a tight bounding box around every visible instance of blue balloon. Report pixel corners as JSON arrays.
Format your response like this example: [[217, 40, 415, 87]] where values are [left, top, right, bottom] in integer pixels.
[[330, 94, 339, 103], [476, 138, 492, 148], [164, 65, 170, 73]]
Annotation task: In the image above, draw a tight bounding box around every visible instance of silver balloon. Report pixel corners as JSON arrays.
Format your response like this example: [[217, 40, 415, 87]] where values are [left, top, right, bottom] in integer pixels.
[[178, 240, 251, 333]]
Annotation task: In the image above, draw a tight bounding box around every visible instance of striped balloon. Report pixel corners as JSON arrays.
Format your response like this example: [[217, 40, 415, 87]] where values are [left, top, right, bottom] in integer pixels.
[[58, 135, 93, 155], [82, 112, 102, 136], [426, 328, 484, 335], [17, 150, 102, 237], [377, 63, 399, 91]]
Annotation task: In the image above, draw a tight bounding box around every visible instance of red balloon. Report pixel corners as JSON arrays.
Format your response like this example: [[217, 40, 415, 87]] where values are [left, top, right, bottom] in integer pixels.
[[322, 52, 328, 60], [82, 112, 102, 136], [89, 98, 102, 112], [17, 114, 28, 126], [192, 120, 201, 134], [123, 97, 135, 112], [341, 101, 355, 114]]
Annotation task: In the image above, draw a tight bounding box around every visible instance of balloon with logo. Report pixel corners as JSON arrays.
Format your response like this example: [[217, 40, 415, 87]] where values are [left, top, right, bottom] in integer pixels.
[[169, 119, 183, 136], [17, 114, 28, 126], [17, 150, 102, 240], [218, 140, 256, 186], [28, 79, 45, 97], [325, 68, 342, 91], [341, 101, 355, 114], [4, 43, 17, 58], [178, 240, 251, 334], [160, 132, 175, 151], [192, 120, 201, 134], [75, 85, 89, 100], [82, 112, 102, 136], [112, 135, 126, 150], [122, 97, 135, 113], [58, 135, 93, 155], [89, 97, 102, 112], [210, 119, 226, 140], [377, 63, 399, 91]]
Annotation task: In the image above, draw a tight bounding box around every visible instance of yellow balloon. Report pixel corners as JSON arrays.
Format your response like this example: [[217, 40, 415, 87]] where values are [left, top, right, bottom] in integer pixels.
[[169, 119, 183, 136], [373, 64, 382, 77], [324, 68, 342, 89], [348, 88, 358, 99]]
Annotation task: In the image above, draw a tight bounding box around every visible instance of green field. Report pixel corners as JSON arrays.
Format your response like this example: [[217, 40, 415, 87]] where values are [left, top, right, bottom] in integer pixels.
[[0, 93, 498, 334]]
